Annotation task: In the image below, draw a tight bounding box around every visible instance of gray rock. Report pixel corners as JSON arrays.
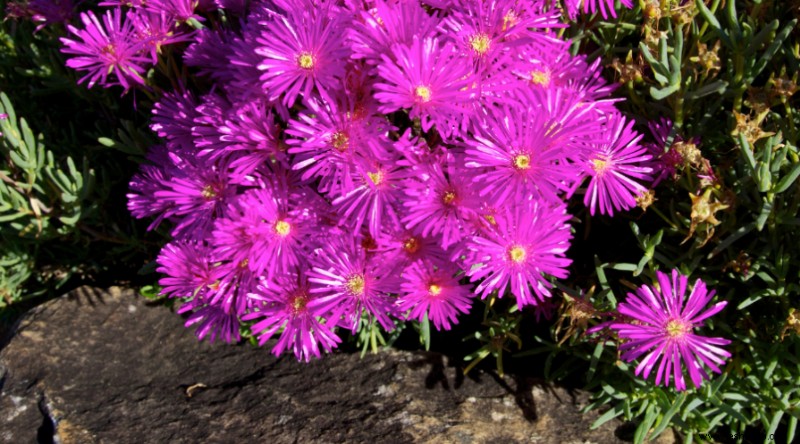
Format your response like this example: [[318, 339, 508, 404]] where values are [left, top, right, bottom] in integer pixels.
[[0, 286, 673, 443]]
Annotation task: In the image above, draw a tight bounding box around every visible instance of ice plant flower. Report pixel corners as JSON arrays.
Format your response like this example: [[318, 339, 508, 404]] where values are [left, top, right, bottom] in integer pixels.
[[349, 0, 440, 65], [156, 241, 217, 298], [243, 274, 342, 362], [564, 0, 635, 20], [466, 200, 573, 308], [217, 100, 287, 176], [402, 152, 479, 250], [398, 262, 473, 331], [332, 157, 405, 238], [307, 237, 399, 332], [145, 0, 202, 23], [60, 8, 153, 91], [113, 0, 683, 363], [131, 10, 189, 64], [374, 37, 474, 138], [181, 301, 241, 343], [609, 270, 731, 391], [645, 117, 687, 186], [583, 113, 653, 216], [255, 2, 349, 106], [287, 94, 392, 197], [466, 89, 596, 205]]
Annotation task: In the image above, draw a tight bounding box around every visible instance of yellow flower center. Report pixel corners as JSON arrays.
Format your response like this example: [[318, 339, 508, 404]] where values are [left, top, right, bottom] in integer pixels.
[[201, 185, 217, 200], [291, 293, 308, 314], [442, 190, 457, 205], [297, 52, 314, 69], [469, 33, 491, 55], [367, 171, 384, 186], [274, 220, 291, 236], [665, 319, 690, 338], [330, 131, 349, 152], [429, 284, 442, 296], [485, 214, 497, 226], [346, 275, 365, 296], [513, 154, 531, 170], [403, 237, 419, 254], [530, 70, 551, 86], [592, 158, 610, 175], [415, 85, 432, 103], [508, 245, 527, 263]]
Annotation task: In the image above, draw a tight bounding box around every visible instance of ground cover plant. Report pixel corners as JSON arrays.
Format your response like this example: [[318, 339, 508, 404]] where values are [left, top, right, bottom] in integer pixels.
[[2, 0, 799, 443]]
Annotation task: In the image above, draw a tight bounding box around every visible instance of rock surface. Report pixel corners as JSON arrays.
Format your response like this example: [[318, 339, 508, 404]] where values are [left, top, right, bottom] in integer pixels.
[[0, 286, 666, 443]]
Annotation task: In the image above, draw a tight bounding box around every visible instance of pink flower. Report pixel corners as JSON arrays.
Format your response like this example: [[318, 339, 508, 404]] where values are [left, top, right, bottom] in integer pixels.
[[181, 301, 241, 343], [610, 270, 731, 391], [374, 37, 474, 138], [255, 2, 350, 106], [60, 9, 152, 91], [243, 273, 341, 362], [331, 155, 405, 239], [465, 90, 593, 206], [583, 114, 653, 216], [287, 93, 393, 197], [349, 0, 440, 65], [402, 152, 479, 250], [211, 183, 325, 279], [564, 0, 635, 20], [156, 241, 216, 298], [466, 200, 573, 308], [398, 262, 474, 331], [307, 236, 399, 332]]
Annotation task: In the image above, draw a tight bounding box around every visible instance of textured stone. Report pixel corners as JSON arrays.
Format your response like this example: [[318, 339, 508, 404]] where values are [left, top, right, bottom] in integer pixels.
[[0, 286, 667, 443]]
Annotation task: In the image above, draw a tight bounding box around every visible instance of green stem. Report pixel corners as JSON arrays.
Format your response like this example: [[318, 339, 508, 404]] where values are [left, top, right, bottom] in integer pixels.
[[650, 205, 679, 231]]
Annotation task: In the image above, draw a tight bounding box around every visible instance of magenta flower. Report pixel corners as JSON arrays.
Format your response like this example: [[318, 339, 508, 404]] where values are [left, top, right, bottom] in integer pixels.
[[610, 270, 731, 391], [443, 0, 563, 64], [217, 100, 288, 176], [287, 94, 392, 197], [645, 117, 686, 186], [60, 9, 152, 91], [564, 0, 634, 20], [374, 37, 474, 138], [243, 273, 342, 362], [153, 156, 236, 239], [398, 262, 473, 331], [307, 237, 399, 332], [332, 156, 405, 239], [28, 0, 75, 31], [402, 152, 479, 250], [150, 88, 200, 152], [203, 261, 260, 315], [180, 301, 241, 343], [374, 229, 450, 275], [211, 185, 321, 279], [255, 3, 349, 106], [127, 158, 174, 230], [184, 28, 235, 82], [145, 0, 202, 23], [465, 92, 592, 206], [349, 0, 440, 65], [131, 10, 188, 64], [583, 114, 653, 216], [156, 241, 216, 299], [466, 200, 573, 308]]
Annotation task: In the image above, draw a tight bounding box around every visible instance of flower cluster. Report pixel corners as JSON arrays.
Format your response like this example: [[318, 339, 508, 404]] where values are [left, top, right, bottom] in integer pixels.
[[55, 0, 662, 362]]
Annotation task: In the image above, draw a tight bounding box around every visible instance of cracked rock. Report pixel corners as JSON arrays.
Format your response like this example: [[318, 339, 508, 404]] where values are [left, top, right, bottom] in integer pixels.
[[0, 286, 675, 443]]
